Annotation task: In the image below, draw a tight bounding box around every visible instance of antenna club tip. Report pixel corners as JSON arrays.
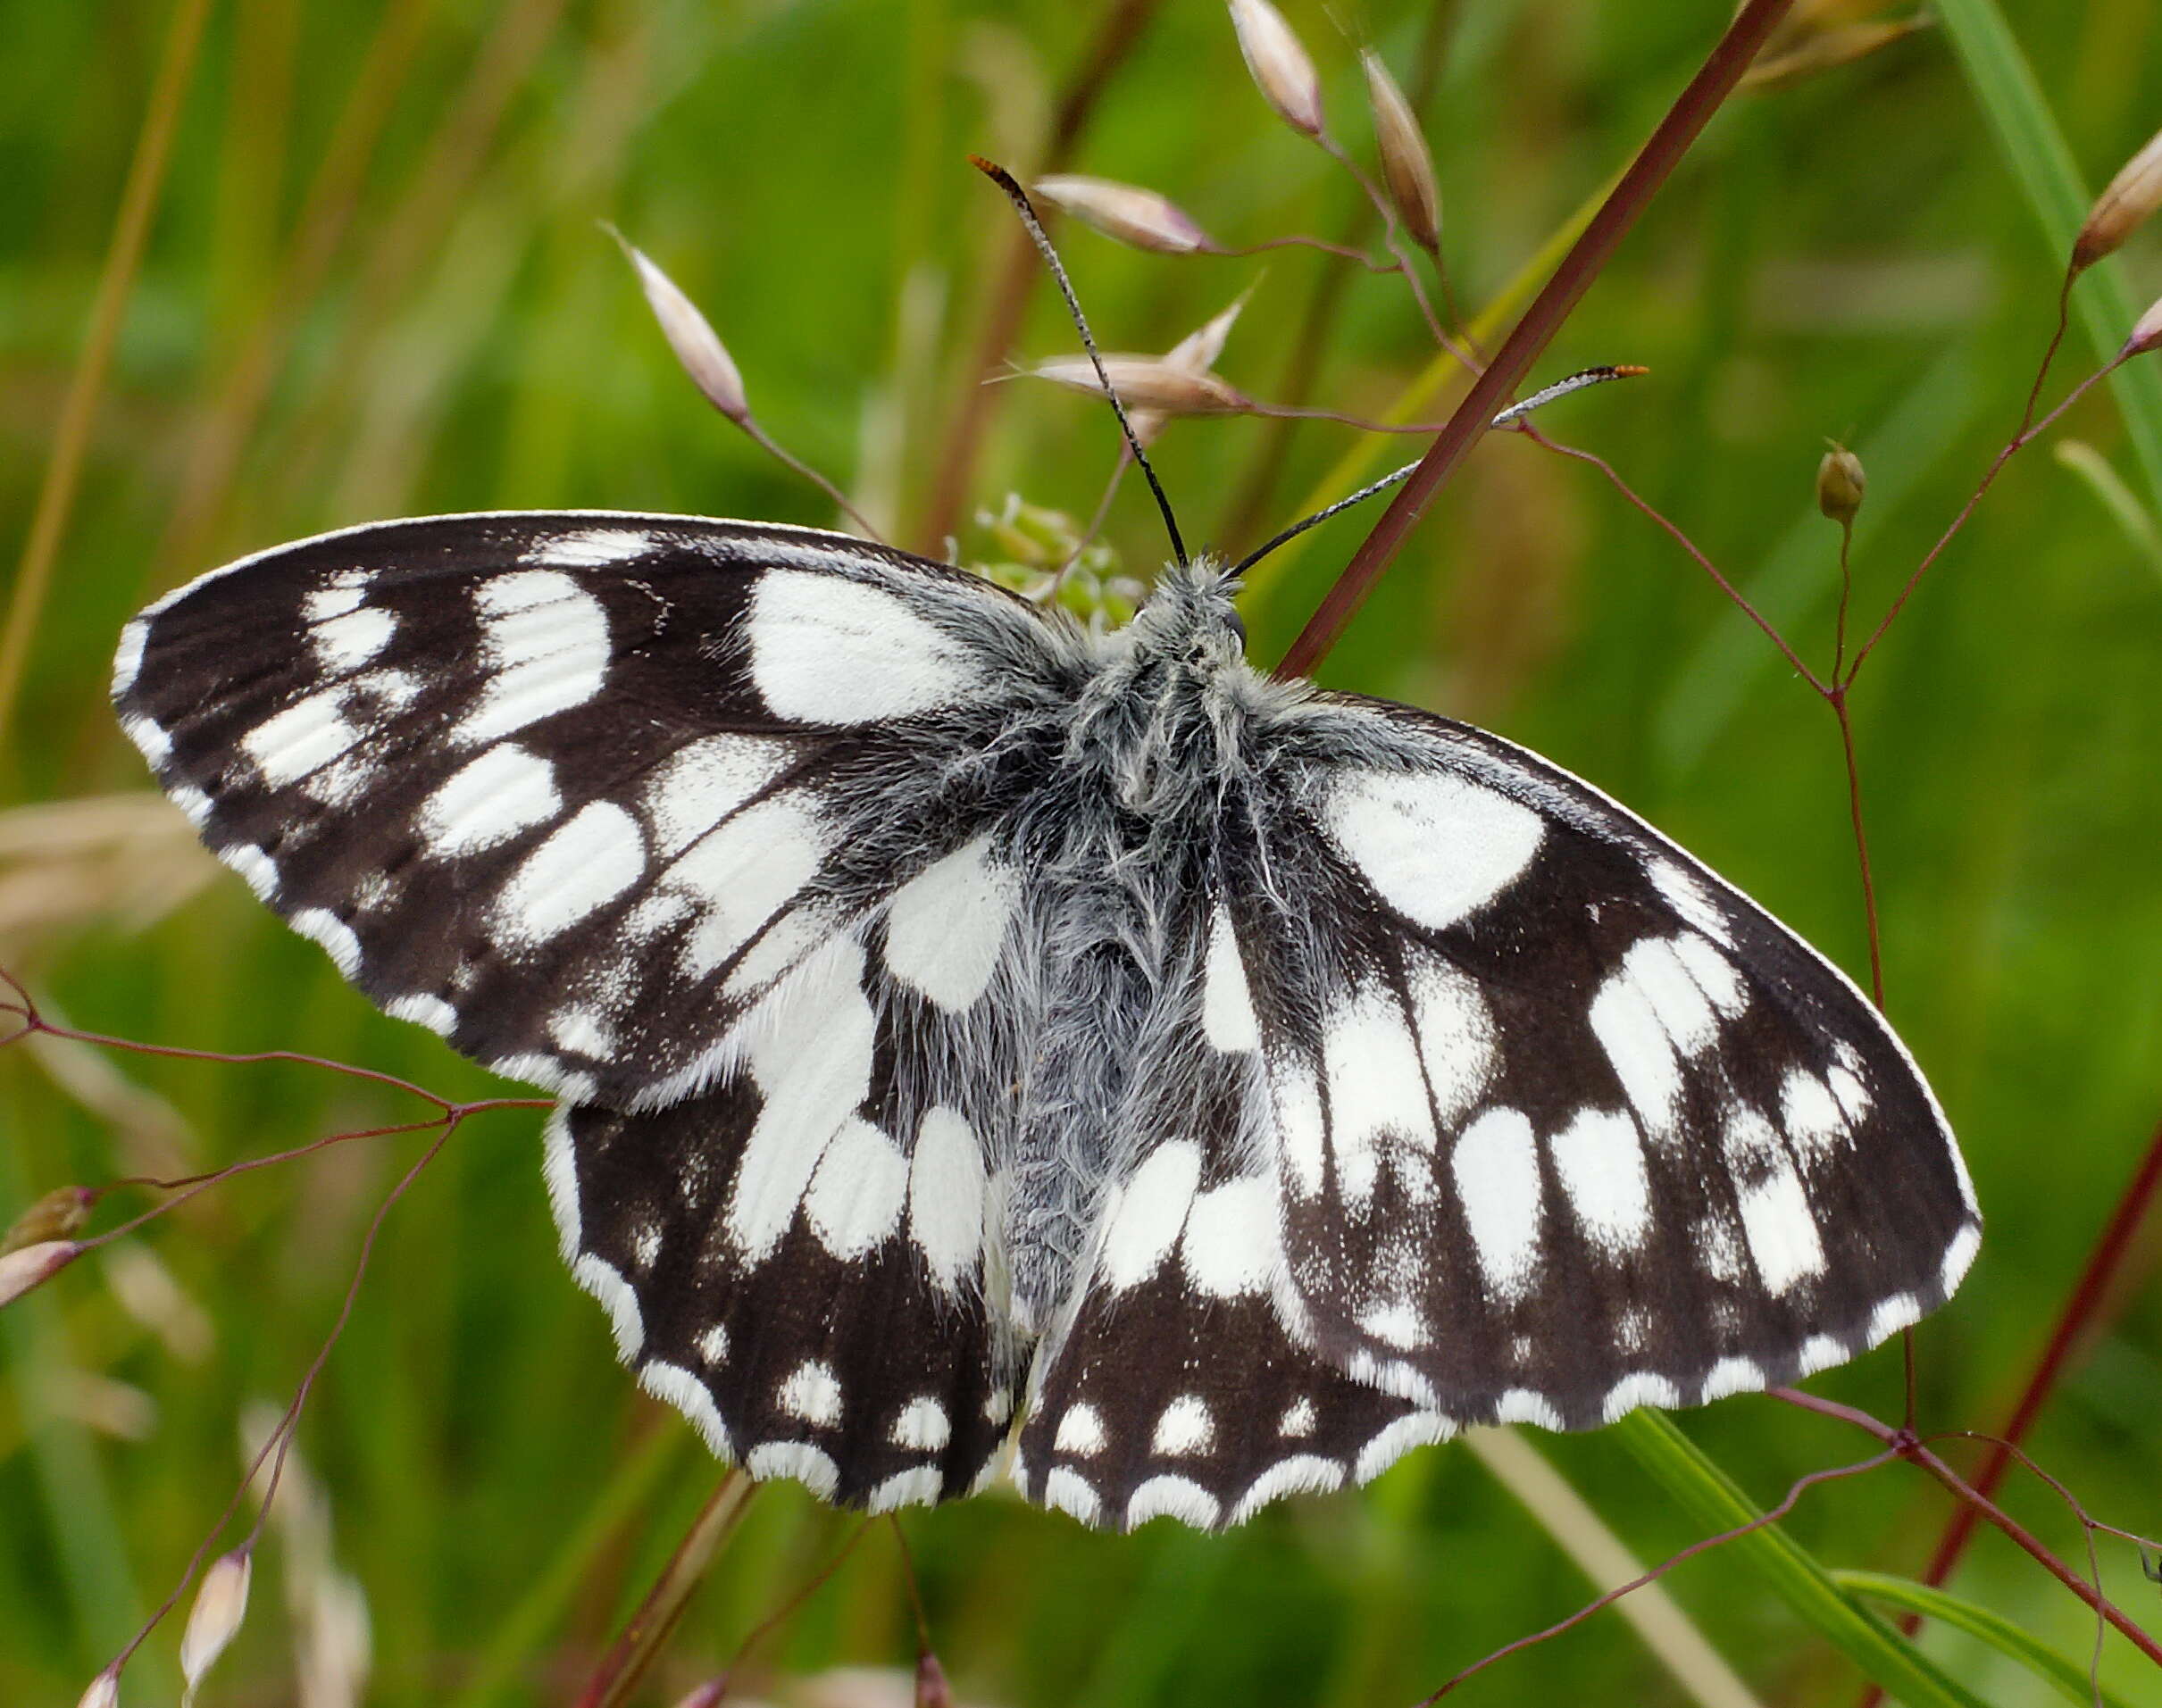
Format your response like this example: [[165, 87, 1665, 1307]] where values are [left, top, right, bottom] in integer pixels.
[[1613, 363, 1650, 378]]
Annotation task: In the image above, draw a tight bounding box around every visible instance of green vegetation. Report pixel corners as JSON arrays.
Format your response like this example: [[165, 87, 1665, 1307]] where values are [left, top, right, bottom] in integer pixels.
[[3, 1, 2159, 1703]]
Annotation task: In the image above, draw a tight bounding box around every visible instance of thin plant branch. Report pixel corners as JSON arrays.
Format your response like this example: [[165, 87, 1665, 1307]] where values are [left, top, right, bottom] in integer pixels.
[[1276, 0, 1801, 680]]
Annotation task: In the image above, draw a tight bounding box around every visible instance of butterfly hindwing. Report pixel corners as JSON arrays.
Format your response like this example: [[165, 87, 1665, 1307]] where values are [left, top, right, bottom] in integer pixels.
[[113, 512, 1067, 1107], [549, 929, 1026, 1512], [1220, 693, 1981, 1429]]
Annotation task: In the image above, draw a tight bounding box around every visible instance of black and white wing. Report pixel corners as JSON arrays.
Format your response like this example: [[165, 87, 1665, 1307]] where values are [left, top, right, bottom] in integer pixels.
[[1230, 694, 1979, 1431], [114, 512, 1068, 1506]]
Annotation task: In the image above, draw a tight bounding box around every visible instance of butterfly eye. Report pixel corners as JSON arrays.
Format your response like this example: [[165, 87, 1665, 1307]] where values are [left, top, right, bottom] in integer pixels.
[[1224, 608, 1248, 648]]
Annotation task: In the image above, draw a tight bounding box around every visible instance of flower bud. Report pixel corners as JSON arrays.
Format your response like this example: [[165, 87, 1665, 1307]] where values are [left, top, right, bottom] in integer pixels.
[[179, 1549, 253, 1703], [1741, 20, 1921, 90], [2123, 291, 2162, 358], [1228, 0, 1323, 137], [604, 225, 751, 423], [4, 1185, 93, 1254], [1362, 51, 1440, 254], [672, 1679, 729, 1708], [2074, 124, 2162, 273], [76, 1669, 121, 1708], [1031, 175, 1215, 254], [0, 1239, 79, 1309], [1817, 444, 1866, 525], [1131, 291, 1252, 446], [1022, 355, 1251, 415]]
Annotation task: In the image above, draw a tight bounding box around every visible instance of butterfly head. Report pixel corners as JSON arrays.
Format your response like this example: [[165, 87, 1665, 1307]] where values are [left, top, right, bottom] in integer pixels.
[[1127, 558, 1248, 671]]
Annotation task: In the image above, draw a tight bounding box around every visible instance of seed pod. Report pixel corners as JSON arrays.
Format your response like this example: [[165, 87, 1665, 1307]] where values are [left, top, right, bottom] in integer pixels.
[[1131, 290, 1252, 446], [604, 225, 752, 423], [3, 1184, 92, 1254], [1031, 175, 1216, 254], [76, 1671, 121, 1708], [1817, 444, 1866, 525], [2074, 124, 2162, 273], [179, 1550, 253, 1704], [1228, 0, 1324, 138], [1362, 51, 1441, 254], [1022, 355, 1252, 415], [1741, 20, 1924, 90], [671, 1679, 728, 1708], [0, 1238, 78, 1309]]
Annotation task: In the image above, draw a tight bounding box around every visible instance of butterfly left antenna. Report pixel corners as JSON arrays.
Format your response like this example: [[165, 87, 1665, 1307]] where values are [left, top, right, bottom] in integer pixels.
[[972, 157, 1189, 569]]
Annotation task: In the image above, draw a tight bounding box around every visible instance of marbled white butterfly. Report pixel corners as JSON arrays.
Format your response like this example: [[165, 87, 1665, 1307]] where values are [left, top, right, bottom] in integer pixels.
[[113, 510, 1979, 1530]]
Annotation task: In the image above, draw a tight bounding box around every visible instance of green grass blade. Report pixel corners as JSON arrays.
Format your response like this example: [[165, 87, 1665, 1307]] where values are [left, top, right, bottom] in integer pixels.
[[1832, 1570, 2140, 1708], [1609, 1412, 1991, 1708], [2052, 439, 2162, 584], [1933, 0, 2162, 506]]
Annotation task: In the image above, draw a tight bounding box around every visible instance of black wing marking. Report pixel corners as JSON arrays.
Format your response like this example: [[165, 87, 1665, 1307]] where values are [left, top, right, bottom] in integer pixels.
[[1221, 692, 1980, 1431], [113, 512, 1072, 1107]]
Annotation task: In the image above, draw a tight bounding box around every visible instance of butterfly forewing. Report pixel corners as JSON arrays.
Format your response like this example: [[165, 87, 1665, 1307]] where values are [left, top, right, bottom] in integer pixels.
[[1220, 694, 1981, 1430], [113, 512, 1060, 1108]]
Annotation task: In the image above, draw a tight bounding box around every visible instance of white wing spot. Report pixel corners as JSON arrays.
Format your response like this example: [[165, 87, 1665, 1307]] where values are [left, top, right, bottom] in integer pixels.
[[1231, 1456, 1345, 1524], [547, 1006, 616, 1058], [1867, 1292, 1922, 1344], [495, 802, 645, 944], [1054, 1404, 1106, 1457], [309, 605, 396, 672], [571, 1254, 643, 1359], [1279, 1398, 1316, 1437], [696, 1325, 729, 1365], [1590, 959, 1684, 1141], [1779, 1068, 1848, 1160], [672, 795, 828, 979], [1357, 1299, 1429, 1350], [1323, 768, 1545, 930], [422, 745, 562, 856], [1271, 1054, 1325, 1197], [778, 1360, 843, 1426], [805, 1118, 909, 1259], [112, 620, 148, 696], [890, 1397, 950, 1452], [458, 571, 610, 746], [1043, 1468, 1102, 1526], [221, 844, 280, 901], [629, 1221, 663, 1270], [908, 1105, 987, 1291], [867, 1467, 945, 1512], [1699, 1357, 1765, 1402], [1599, 1373, 1682, 1422], [528, 527, 652, 567], [1941, 1222, 1981, 1296], [244, 689, 359, 787], [1323, 981, 1437, 1206], [1201, 907, 1261, 1052], [1179, 1176, 1280, 1299], [748, 570, 983, 723], [745, 1441, 839, 1500], [643, 735, 798, 858], [1126, 1476, 1221, 1530], [1405, 952, 1497, 1125], [1548, 1107, 1651, 1254], [882, 836, 1017, 1012], [1099, 1141, 1201, 1289], [1451, 1107, 1546, 1302], [1737, 1166, 1827, 1295], [638, 1362, 728, 1456], [1649, 858, 1733, 946], [290, 908, 363, 976], [1495, 1389, 1563, 1429], [1354, 1412, 1456, 1483], [1151, 1395, 1214, 1456], [386, 993, 457, 1037]]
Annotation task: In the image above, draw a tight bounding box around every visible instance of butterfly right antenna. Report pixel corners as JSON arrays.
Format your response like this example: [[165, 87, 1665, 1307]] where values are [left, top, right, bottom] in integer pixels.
[[972, 156, 1190, 570]]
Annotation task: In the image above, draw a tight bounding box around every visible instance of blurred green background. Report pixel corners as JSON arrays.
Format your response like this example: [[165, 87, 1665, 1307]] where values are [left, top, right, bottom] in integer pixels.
[[4, 0, 2160, 1703]]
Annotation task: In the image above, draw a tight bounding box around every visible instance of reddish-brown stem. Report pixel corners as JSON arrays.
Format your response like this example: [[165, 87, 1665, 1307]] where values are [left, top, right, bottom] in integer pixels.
[[1421, 1446, 1904, 1702], [1210, 234, 1395, 271], [1519, 429, 1827, 693], [739, 417, 884, 541], [709, 1521, 879, 1698], [1914, 1112, 2162, 1594], [1845, 356, 2121, 682], [1276, 0, 1799, 680], [1774, 1388, 2162, 1668], [1828, 691, 1885, 1007], [913, 0, 1164, 554], [576, 1471, 759, 1708], [97, 1123, 453, 1684]]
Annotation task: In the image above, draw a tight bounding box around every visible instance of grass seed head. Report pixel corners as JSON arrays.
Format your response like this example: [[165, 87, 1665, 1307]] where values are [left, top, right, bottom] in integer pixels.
[[2124, 291, 2162, 357], [672, 1679, 729, 1708], [605, 225, 752, 423], [3, 1184, 92, 1254], [915, 1650, 955, 1708], [1228, 0, 1324, 138], [1362, 51, 1441, 254], [179, 1549, 253, 1704], [2074, 123, 2162, 272], [0, 1238, 79, 1309], [1021, 354, 1251, 415], [76, 1669, 121, 1708], [1817, 443, 1867, 523], [1031, 175, 1215, 254]]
